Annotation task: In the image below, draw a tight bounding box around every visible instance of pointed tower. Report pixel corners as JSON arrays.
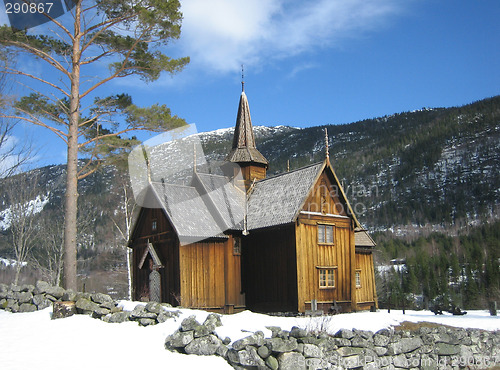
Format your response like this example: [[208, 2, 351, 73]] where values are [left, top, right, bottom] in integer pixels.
[[226, 88, 268, 191]]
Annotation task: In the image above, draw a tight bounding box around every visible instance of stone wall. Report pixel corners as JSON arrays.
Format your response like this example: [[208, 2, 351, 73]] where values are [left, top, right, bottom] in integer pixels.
[[165, 316, 500, 369], [0, 281, 179, 326]]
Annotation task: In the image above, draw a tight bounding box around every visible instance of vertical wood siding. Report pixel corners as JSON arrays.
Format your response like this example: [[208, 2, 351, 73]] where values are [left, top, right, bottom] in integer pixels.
[[130, 208, 180, 306], [295, 216, 353, 312], [355, 252, 376, 305], [179, 240, 226, 309], [302, 173, 348, 217], [224, 236, 245, 309]]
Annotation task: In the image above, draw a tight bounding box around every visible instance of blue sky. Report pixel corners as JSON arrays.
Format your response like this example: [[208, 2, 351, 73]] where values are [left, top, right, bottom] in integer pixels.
[[1, 0, 499, 167]]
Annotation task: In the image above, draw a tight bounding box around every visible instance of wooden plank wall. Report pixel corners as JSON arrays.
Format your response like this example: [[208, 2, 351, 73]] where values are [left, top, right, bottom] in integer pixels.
[[240, 164, 266, 182], [295, 216, 353, 312], [242, 225, 298, 312], [355, 252, 376, 306], [302, 172, 348, 217], [224, 235, 245, 309], [130, 208, 180, 305], [179, 240, 226, 309]]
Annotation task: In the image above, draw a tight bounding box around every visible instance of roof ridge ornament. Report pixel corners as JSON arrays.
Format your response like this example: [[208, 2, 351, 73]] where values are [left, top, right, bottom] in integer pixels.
[[325, 128, 329, 159], [241, 64, 245, 92]]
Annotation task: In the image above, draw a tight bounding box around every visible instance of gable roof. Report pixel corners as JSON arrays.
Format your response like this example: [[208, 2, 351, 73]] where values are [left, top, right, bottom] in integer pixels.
[[194, 172, 245, 230], [226, 91, 268, 166], [150, 182, 224, 241], [138, 241, 163, 268], [246, 162, 323, 230], [139, 172, 245, 243], [246, 159, 361, 230]]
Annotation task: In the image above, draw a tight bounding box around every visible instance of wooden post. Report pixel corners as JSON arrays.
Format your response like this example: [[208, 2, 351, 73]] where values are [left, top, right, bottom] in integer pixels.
[[311, 299, 318, 312]]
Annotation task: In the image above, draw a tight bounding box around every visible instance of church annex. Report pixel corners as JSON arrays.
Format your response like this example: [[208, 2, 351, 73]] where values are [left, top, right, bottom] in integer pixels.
[[128, 88, 378, 314]]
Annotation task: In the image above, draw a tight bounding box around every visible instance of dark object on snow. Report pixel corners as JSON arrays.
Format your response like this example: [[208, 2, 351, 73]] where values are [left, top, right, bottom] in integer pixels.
[[449, 305, 467, 316], [489, 301, 497, 316], [52, 301, 76, 319], [431, 306, 443, 315], [329, 300, 340, 315]]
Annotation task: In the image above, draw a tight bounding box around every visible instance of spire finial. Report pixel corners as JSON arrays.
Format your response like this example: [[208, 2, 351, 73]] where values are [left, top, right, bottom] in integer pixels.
[[324, 128, 329, 159], [241, 64, 245, 92]]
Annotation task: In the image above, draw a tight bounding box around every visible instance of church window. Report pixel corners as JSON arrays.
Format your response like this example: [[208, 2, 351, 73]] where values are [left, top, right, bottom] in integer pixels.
[[318, 268, 335, 288], [355, 270, 362, 288], [318, 224, 334, 244]]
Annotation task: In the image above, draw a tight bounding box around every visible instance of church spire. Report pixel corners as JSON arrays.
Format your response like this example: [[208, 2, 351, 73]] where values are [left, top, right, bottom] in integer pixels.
[[226, 87, 268, 166], [225, 83, 268, 190]]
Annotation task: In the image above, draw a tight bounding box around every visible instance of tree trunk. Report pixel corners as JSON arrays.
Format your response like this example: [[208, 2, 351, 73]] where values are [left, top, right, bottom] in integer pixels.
[[63, 2, 82, 291], [63, 123, 79, 291], [127, 247, 132, 300], [14, 264, 21, 285]]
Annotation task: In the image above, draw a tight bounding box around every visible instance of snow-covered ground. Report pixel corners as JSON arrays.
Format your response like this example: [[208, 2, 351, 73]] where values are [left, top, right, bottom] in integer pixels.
[[0, 304, 499, 370]]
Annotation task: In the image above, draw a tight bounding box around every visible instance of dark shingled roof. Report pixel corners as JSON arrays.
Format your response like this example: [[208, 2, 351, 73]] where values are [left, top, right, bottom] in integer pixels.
[[146, 172, 246, 242], [150, 182, 223, 240], [226, 92, 268, 165], [195, 173, 245, 230], [246, 162, 323, 230]]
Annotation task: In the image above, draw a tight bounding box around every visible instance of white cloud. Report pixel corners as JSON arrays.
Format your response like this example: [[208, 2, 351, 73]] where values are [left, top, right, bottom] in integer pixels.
[[287, 62, 319, 79], [0, 135, 18, 176], [0, 133, 40, 177], [178, 0, 403, 73]]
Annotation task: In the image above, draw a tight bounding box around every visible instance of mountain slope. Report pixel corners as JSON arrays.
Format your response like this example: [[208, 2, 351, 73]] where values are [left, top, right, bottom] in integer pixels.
[[198, 96, 500, 231]]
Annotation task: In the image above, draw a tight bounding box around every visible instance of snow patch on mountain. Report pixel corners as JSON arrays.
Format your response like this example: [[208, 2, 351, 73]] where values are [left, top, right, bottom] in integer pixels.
[[0, 193, 50, 231]]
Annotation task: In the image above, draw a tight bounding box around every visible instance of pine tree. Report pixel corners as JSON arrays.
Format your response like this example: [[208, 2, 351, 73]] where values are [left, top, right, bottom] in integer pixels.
[[0, 0, 189, 290]]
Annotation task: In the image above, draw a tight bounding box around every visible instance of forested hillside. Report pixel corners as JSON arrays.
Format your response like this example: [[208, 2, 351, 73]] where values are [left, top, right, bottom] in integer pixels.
[[376, 220, 500, 310], [198, 96, 500, 231]]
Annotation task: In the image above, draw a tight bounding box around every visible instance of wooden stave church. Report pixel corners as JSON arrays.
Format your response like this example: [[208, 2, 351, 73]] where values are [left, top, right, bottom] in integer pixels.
[[128, 89, 378, 314]]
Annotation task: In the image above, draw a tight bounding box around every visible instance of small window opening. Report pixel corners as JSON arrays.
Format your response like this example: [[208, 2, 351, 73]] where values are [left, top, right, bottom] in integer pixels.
[[233, 238, 241, 255], [355, 270, 361, 288], [319, 268, 335, 288], [318, 224, 334, 244]]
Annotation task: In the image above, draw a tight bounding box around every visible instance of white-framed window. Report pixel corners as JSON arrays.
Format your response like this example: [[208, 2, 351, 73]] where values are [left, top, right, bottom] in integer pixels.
[[319, 268, 336, 288], [318, 224, 334, 244], [355, 270, 361, 288]]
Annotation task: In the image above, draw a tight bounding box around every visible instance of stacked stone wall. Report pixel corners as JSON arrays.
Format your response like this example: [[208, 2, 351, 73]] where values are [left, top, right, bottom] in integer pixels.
[[0, 281, 179, 325], [166, 316, 500, 369]]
